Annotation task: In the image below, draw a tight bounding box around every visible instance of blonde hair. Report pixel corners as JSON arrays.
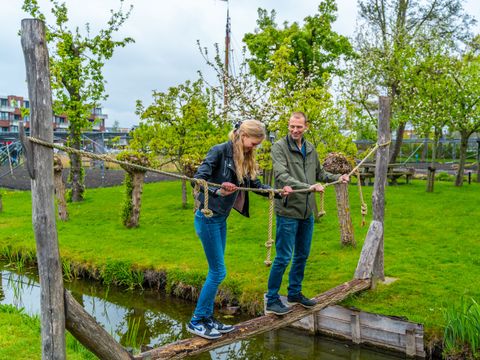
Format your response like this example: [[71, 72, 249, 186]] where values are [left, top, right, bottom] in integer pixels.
[[228, 119, 265, 183]]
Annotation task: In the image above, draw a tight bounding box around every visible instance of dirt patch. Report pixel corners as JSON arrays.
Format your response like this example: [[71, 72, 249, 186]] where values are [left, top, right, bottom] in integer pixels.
[[0, 163, 174, 190]]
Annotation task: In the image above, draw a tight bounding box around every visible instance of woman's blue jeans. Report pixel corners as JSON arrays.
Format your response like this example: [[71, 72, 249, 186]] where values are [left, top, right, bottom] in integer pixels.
[[192, 210, 228, 319], [266, 214, 314, 305]]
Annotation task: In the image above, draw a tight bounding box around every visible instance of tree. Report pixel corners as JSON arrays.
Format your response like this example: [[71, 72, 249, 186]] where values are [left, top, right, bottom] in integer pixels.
[[243, 0, 354, 93], [345, 0, 474, 163], [131, 78, 225, 208], [22, 0, 134, 202]]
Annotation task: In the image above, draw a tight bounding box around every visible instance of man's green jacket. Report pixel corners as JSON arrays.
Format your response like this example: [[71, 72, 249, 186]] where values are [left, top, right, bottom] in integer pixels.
[[272, 135, 339, 220]]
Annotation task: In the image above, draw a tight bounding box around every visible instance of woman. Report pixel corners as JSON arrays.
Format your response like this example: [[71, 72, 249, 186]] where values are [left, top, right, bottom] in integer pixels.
[[188, 119, 291, 339]]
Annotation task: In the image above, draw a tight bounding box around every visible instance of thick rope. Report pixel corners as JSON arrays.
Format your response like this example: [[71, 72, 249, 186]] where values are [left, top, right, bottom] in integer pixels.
[[356, 171, 368, 227], [264, 190, 275, 267], [198, 179, 213, 218], [27, 136, 389, 265], [317, 191, 326, 218]]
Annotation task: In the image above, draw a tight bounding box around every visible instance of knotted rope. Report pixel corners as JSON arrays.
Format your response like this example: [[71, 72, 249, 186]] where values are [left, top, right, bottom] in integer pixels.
[[264, 190, 275, 266], [357, 171, 368, 227]]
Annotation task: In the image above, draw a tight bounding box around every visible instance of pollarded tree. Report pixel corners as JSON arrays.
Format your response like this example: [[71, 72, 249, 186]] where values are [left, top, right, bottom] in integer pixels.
[[131, 78, 226, 208], [396, 39, 455, 192], [447, 38, 480, 186], [22, 0, 134, 202], [346, 0, 474, 163]]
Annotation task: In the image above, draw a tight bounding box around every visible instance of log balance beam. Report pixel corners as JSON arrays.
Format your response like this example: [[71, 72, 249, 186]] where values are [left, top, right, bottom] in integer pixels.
[[135, 278, 370, 360]]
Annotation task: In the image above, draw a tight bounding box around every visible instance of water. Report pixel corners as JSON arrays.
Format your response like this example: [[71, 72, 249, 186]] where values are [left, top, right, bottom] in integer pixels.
[[0, 264, 404, 359]]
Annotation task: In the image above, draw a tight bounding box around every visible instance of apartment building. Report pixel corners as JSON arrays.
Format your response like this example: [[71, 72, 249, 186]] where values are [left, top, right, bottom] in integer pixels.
[[0, 94, 107, 132]]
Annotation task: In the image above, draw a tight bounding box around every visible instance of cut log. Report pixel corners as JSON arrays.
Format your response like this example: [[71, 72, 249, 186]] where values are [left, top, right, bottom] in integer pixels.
[[135, 279, 370, 360]]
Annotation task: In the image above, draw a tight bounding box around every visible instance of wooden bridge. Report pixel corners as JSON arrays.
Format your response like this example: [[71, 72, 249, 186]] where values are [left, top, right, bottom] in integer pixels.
[[21, 18, 392, 360]]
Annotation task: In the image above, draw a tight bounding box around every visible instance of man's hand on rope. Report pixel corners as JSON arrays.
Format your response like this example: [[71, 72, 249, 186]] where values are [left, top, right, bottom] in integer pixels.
[[280, 186, 293, 197], [218, 182, 237, 197], [339, 174, 350, 183], [309, 183, 325, 192]]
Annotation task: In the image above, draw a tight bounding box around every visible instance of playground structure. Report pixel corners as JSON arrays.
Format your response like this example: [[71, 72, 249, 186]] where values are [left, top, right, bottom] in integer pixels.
[[20, 18, 414, 360]]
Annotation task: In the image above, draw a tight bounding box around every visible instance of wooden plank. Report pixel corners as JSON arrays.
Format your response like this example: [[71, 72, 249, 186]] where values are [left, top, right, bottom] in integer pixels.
[[313, 305, 425, 357], [21, 18, 66, 360], [134, 279, 370, 360], [372, 96, 391, 281], [354, 220, 383, 279]]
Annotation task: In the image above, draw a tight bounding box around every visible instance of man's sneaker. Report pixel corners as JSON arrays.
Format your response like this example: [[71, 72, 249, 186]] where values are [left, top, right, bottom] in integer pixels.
[[206, 316, 235, 333], [187, 319, 222, 340], [287, 293, 316, 308], [265, 299, 292, 315]]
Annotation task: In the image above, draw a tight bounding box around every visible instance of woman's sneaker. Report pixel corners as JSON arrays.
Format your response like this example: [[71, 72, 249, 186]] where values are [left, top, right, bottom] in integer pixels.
[[187, 318, 222, 339], [206, 316, 235, 333]]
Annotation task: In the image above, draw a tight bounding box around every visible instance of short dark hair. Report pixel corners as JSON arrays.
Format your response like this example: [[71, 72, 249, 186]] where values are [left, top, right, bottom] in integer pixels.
[[290, 111, 308, 124]]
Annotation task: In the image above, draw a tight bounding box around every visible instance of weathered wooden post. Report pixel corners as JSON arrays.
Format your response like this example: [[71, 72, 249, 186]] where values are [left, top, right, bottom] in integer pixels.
[[22, 18, 133, 360], [372, 96, 391, 281], [354, 96, 390, 282], [53, 155, 69, 221], [21, 18, 66, 360]]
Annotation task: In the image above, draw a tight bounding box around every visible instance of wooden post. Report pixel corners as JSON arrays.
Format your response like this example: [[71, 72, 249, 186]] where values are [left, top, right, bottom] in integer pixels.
[[21, 18, 66, 360], [372, 96, 391, 281], [354, 220, 383, 279]]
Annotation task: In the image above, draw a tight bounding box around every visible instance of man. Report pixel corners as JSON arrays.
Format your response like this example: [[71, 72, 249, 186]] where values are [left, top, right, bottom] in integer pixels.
[[265, 112, 349, 315]]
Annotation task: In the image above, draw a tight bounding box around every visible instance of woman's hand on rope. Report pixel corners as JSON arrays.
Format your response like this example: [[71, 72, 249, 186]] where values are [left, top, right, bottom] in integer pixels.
[[339, 174, 350, 183], [280, 186, 293, 197], [309, 183, 325, 193], [218, 182, 237, 197]]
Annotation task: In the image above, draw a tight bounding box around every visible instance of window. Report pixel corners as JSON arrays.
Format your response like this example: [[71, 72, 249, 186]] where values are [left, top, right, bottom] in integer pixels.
[[0, 112, 8, 120], [0, 99, 7, 108], [24, 101, 29, 108]]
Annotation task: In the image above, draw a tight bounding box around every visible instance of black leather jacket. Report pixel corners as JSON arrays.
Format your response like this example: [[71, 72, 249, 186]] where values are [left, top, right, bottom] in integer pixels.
[[193, 141, 275, 217]]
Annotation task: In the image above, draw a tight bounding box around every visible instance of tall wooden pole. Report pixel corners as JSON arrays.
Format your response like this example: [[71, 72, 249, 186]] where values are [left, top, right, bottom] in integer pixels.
[[372, 96, 391, 281], [21, 19, 66, 360]]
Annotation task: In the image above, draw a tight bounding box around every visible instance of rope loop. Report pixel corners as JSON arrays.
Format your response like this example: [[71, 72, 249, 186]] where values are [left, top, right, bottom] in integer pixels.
[[197, 179, 213, 218], [317, 191, 326, 218], [264, 190, 275, 267]]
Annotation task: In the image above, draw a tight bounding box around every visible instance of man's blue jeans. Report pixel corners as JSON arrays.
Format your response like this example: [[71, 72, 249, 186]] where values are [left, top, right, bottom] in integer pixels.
[[192, 210, 228, 319], [266, 214, 314, 305]]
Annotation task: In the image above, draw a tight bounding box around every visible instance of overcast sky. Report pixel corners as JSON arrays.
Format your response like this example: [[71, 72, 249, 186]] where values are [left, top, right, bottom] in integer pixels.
[[2, 0, 479, 128]]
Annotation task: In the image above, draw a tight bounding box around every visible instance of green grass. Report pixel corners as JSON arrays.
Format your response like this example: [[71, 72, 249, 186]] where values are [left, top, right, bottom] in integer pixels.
[[0, 304, 96, 359], [0, 179, 479, 341]]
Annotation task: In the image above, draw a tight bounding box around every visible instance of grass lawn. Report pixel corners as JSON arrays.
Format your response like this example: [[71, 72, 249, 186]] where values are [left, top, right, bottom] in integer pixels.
[[0, 305, 95, 360], [0, 179, 479, 339]]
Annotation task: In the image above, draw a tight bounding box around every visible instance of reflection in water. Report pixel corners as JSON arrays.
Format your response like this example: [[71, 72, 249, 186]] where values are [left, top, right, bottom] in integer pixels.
[[0, 265, 404, 359]]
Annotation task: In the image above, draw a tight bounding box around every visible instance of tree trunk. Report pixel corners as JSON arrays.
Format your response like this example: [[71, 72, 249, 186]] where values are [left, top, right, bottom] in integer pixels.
[[69, 135, 85, 202], [124, 171, 146, 228], [334, 183, 355, 247], [263, 169, 273, 187], [53, 156, 69, 221], [455, 133, 469, 187], [181, 179, 187, 209], [426, 136, 438, 193], [389, 121, 405, 163]]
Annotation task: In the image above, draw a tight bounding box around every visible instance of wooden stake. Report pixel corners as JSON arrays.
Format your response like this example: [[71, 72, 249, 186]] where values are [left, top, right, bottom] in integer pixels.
[[372, 96, 391, 281], [21, 18, 66, 360]]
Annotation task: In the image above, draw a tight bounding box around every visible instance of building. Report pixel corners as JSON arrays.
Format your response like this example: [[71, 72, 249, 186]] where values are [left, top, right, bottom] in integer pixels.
[[0, 94, 107, 133]]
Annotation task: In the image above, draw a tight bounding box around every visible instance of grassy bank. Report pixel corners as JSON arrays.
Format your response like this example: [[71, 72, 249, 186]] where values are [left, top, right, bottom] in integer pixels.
[[1, 179, 479, 340], [0, 304, 95, 359]]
